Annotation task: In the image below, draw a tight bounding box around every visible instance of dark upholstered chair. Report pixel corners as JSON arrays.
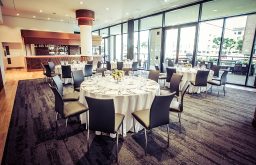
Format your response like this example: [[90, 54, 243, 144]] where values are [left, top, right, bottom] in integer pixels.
[[132, 62, 138, 71], [96, 68, 106, 76], [148, 70, 160, 82], [117, 62, 124, 70], [208, 70, 228, 96], [44, 64, 59, 82], [166, 67, 176, 83], [190, 70, 209, 94], [97, 61, 102, 68], [132, 93, 175, 155], [84, 64, 93, 77], [233, 64, 242, 75], [85, 96, 125, 162], [155, 65, 160, 71], [52, 75, 79, 102], [161, 73, 183, 98], [72, 70, 84, 92], [211, 65, 221, 78], [61, 65, 72, 83], [123, 68, 132, 76], [106, 61, 111, 70], [169, 82, 190, 125], [49, 84, 88, 139]]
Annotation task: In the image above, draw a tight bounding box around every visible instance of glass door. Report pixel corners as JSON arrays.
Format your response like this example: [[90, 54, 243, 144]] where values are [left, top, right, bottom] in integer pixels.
[[164, 25, 196, 66]]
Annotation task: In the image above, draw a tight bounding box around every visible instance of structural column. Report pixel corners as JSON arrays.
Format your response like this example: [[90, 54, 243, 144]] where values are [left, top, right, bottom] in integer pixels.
[[76, 9, 95, 56]]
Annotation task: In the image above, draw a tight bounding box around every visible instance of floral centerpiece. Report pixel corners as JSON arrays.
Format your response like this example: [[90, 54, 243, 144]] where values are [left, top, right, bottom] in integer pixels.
[[184, 63, 192, 68], [112, 69, 124, 82]]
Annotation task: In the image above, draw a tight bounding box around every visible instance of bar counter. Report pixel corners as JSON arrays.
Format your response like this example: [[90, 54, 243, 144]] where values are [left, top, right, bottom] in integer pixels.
[[25, 55, 102, 71]]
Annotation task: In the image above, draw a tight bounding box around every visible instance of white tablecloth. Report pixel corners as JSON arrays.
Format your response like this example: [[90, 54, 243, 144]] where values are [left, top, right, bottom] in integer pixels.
[[166, 67, 214, 93], [111, 61, 133, 69], [79, 76, 160, 136], [55, 64, 85, 84]]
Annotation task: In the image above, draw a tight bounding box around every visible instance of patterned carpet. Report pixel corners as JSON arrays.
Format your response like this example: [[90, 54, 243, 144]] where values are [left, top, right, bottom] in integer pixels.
[[2, 78, 256, 165]]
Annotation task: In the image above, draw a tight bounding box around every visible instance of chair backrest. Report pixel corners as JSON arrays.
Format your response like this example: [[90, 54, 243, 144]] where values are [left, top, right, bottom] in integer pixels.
[[87, 61, 93, 65], [117, 62, 123, 70], [49, 84, 64, 117], [72, 70, 84, 89], [97, 61, 102, 68], [162, 63, 167, 73], [61, 65, 72, 78], [123, 68, 132, 76], [148, 70, 159, 82], [220, 70, 229, 85], [106, 61, 111, 70], [155, 65, 160, 71], [234, 64, 242, 71], [132, 62, 138, 71], [169, 73, 183, 96], [195, 70, 209, 86], [180, 81, 190, 112], [166, 67, 176, 82], [211, 65, 221, 77], [85, 96, 115, 133], [84, 64, 93, 77], [149, 94, 175, 129], [167, 60, 174, 67], [52, 75, 64, 96], [48, 61, 55, 72], [44, 64, 52, 77]]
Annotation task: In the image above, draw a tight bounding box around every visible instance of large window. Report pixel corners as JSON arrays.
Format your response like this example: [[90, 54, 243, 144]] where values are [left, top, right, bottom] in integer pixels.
[[197, 19, 224, 64], [139, 30, 149, 68], [140, 14, 162, 31]]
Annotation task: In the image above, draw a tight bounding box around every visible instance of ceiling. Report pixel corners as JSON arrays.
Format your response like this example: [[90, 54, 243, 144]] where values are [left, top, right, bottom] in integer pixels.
[[1, 0, 201, 31]]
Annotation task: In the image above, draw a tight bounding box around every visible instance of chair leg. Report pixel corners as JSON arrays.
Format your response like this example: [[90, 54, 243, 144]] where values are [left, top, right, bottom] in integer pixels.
[[217, 86, 219, 96], [144, 128, 148, 156], [167, 124, 170, 147], [223, 85, 226, 96], [55, 112, 58, 137], [116, 132, 119, 162], [178, 113, 181, 123], [122, 122, 124, 138]]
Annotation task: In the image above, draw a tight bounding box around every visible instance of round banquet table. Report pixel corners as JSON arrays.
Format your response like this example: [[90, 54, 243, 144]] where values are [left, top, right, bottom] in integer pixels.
[[110, 61, 133, 69], [55, 64, 85, 84], [166, 67, 214, 93], [79, 75, 160, 136]]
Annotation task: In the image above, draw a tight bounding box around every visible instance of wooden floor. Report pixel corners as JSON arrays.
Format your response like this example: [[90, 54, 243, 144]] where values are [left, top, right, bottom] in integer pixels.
[[0, 69, 43, 163], [0, 69, 255, 164]]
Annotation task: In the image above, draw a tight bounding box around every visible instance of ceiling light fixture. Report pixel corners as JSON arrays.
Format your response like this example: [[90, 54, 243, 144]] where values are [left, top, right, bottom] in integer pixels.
[[125, 12, 129, 16], [39, 9, 43, 13], [65, 14, 69, 17], [213, 9, 218, 12], [106, 7, 109, 11], [80, 1, 83, 5], [33, 16, 36, 18], [60, 19, 64, 22], [47, 18, 51, 20], [16, 13, 20, 16]]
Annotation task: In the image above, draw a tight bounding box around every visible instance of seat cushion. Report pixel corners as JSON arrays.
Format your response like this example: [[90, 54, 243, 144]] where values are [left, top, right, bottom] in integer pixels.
[[74, 87, 80, 92], [208, 80, 221, 86], [169, 100, 181, 112], [160, 89, 172, 95], [64, 102, 88, 118], [115, 113, 125, 132], [63, 92, 79, 101], [132, 109, 150, 129]]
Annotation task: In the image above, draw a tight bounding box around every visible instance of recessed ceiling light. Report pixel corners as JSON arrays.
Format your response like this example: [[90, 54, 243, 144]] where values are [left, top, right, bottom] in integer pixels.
[[60, 19, 64, 22], [125, 12, 129, 16], [16, 13, 20, 16], [213, 9, 218, 12], [39, 9, 43, 13], [164, 0, 169, 2], [65, 14, 69, 17], [47, 18, 51, 20], [80, 1, 83, 5], [33, 16, 36, 18], [105, 7, 109, 11]]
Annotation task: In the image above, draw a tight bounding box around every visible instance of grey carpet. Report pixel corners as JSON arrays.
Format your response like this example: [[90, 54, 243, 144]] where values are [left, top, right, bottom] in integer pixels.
[[2, 79, 256, 165]]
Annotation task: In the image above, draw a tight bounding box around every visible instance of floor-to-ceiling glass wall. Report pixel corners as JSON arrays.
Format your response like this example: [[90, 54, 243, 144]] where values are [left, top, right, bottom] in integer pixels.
[[110, 25, 122, 61], [164, 5, 199, 66], [123, 23, 128, 60], [100, 28, 109, 62]]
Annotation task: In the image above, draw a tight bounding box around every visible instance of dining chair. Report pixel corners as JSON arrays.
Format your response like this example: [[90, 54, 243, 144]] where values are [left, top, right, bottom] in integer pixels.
[[161, 73, 183, 99], [106, 61, 111, 70], [132, 62, 138, 71], [123, 68, 132, 76], [44, 64, 59, 82], [72, 70, 84, 92], [49, 84, 88, 139], [84, 64, 93, 77], [85, 96, 125, 162], [190, 70, 209, 95], [87, 60, 93, 65], [132, 93, 175, 155], [97, 61, 102, 68], [117, 62, 124, 70], [148, 70, 160, 82], [208, 70, 228, 96], [211, 65, 221, 78], [169, 81, 190, 126], [166, 67, 176, 83], [52, 75, 79, 101], [61, 65, 72, 83], [96, 68, 107, 76]]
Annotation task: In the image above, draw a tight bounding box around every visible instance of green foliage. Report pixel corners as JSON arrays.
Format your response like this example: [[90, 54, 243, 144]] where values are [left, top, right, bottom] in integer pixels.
[[212, 37, 237, 53], [237, 40, 243, 52]]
